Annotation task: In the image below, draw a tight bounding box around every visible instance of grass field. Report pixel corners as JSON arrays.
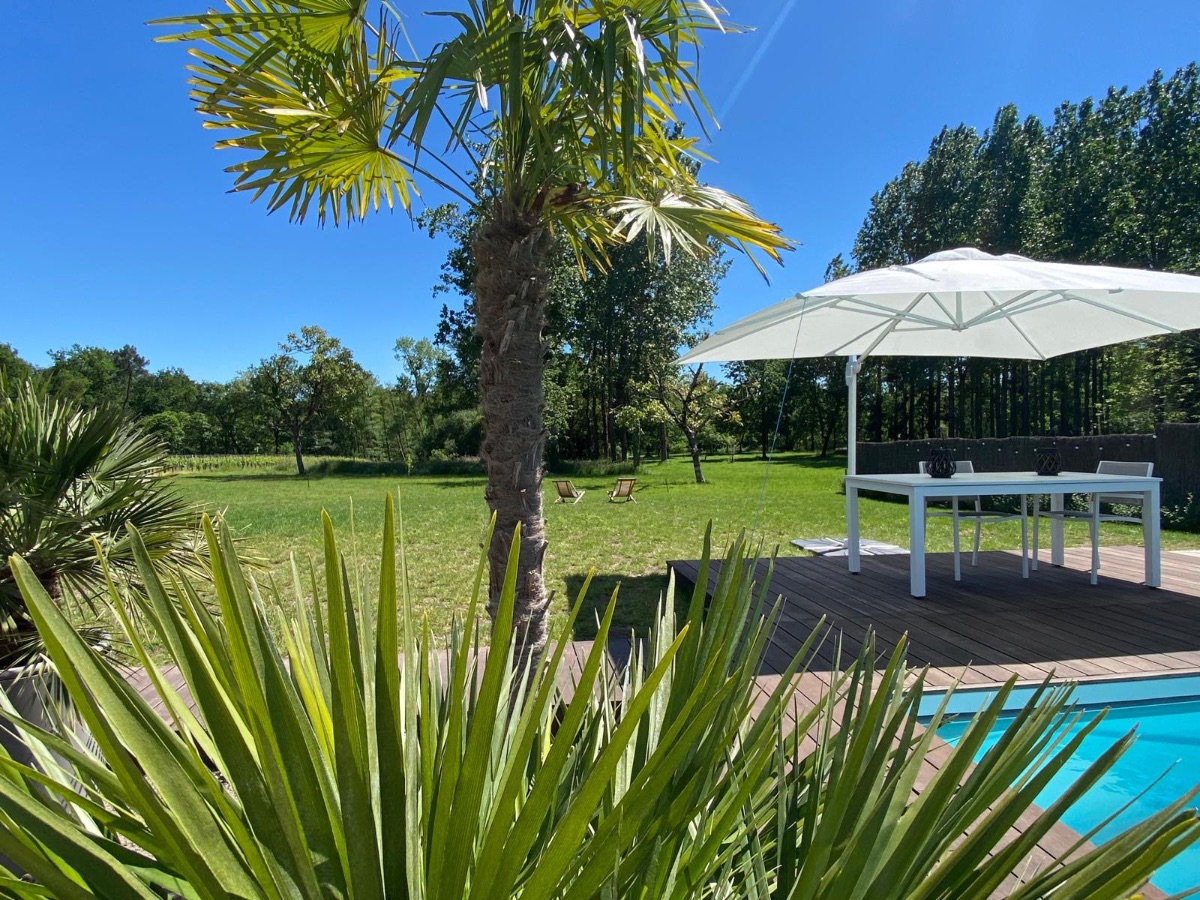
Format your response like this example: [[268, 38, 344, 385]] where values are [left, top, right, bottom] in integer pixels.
[[174, 452, 1200, 641]]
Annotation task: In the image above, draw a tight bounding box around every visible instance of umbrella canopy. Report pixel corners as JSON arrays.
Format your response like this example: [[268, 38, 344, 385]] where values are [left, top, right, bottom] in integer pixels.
[[678, 247, 1200, 364], [678, 248, 1200, 474]]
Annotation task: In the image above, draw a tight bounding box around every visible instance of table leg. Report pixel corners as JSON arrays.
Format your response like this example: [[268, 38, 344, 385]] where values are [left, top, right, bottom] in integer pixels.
[[1145, 486, 1161, 588], [909, 492, 926, 597], [847, 484, 861, 575], [1051, 492, 1065, 567], [951, 497, 961, 581], [1020, 494, 1029, 578]]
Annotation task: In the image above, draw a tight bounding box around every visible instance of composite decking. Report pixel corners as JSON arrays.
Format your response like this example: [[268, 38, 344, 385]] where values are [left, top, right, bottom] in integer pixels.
[[667, 545, 1200, 688], [667, 545, 1200, 899]]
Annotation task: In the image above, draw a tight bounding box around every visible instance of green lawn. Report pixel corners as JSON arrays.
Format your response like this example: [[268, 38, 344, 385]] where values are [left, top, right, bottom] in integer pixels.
[[174, 453, 1199, 641]]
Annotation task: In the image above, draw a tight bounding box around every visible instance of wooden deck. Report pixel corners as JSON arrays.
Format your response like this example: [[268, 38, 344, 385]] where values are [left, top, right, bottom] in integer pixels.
[[669, 545, 1200, 688], [667, 545, 1200, 899]]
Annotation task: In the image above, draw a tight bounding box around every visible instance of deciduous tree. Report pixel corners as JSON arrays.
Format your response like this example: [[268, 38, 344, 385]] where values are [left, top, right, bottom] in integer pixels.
[[247, 327, 370, 476]]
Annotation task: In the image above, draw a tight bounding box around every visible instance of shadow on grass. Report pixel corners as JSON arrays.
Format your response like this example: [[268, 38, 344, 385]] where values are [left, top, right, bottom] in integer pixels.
[[564, 572, 672, 641], [181, 472, 310, 483], [177, 472, 491, 488], [764, 453, 847, 469], [564, 567, 829, 678], [427, 478, 488, 489]]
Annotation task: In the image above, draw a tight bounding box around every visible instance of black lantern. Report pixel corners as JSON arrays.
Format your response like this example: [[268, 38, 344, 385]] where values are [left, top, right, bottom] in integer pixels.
[[927, 446, 957, 478], [1035, 446, 1063, 476]]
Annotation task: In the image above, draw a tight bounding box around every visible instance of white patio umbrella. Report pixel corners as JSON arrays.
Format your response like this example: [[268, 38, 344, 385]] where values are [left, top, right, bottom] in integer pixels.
[[678, 248, 1200, 473]]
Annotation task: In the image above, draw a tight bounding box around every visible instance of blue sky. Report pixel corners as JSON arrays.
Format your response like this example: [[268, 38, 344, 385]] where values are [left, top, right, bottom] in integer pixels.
[[4, 1, 1199, 384]]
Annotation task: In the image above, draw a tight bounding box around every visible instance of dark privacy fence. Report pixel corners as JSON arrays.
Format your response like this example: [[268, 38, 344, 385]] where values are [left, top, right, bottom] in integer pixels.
[[856, 424, 1200, 508]]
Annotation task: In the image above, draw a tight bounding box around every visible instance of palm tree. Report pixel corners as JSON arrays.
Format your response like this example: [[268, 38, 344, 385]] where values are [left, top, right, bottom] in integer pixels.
[[0, 378, 201, 668], [154, 1, 791, 665]]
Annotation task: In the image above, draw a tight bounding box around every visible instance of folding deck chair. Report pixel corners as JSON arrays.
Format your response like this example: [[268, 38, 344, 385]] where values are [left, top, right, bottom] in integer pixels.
[[608, 477, 636, 503], [552, 480, 585, 504]]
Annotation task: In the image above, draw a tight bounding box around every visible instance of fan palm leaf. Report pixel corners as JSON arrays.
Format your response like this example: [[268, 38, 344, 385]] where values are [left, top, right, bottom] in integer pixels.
[[0, 379, 203, 666]]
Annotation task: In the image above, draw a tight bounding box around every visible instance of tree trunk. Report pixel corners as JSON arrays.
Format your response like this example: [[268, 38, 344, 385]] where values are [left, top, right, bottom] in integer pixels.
[[474, 208, 553, 672], [291, 422, 306, 476], [659, 422, 669, 462], [684, 427, 705, 483]]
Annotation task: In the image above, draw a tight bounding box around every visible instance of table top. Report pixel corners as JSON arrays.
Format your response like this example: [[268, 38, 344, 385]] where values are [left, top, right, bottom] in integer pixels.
[[845, 470, 1161, 492]]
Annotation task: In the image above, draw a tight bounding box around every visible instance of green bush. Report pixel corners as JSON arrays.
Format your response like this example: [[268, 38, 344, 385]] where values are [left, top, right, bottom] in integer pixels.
[[1163, 493, 1200, 531], [409, 455, 486, 477], [549, 458, 639, 478], [0, 508, 1197, 897], [306, 459, 412, 478]]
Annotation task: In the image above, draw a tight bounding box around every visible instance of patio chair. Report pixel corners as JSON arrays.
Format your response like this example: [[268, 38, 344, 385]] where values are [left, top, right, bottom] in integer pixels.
[[608, 477, 636, 503], [1032, 460, 1153, 585], [919, 460, 1029, 582], [552, 480, 585, 504]]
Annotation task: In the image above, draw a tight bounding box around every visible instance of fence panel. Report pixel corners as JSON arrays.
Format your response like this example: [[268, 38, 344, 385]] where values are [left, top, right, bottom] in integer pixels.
[[1154, 424, 1200, 508], [855, 433, 1179, 501]]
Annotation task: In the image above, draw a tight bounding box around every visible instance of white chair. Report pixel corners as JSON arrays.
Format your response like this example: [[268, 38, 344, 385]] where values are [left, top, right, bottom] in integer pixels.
[[1032, 460, 1154, 585], [919, 460, 1029, 582]]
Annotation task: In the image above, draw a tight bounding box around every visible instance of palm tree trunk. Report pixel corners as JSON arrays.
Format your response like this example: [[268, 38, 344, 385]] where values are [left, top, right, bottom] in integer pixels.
[[474, 208, 553, 671]]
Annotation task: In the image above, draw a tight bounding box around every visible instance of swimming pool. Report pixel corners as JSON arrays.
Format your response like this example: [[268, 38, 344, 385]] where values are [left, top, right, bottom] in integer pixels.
[[930, 675, 1200, 894]]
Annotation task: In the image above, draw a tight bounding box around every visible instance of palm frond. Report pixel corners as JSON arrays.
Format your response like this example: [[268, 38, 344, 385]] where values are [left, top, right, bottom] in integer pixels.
[[0, 379, 205, 663], [157, 1, 791, 268], [606, 185, 792, 274], [155, 1, 418, 224]]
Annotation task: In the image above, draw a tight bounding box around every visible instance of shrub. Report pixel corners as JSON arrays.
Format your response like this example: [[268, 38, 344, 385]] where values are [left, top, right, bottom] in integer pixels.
[[306, 458, 411, 478], [0, 507, 1197, 896], [165, 454, 296, 474], [549, 458, 639, 478], [1163, 493, 1200, 531], [410, 455, 486, 477]]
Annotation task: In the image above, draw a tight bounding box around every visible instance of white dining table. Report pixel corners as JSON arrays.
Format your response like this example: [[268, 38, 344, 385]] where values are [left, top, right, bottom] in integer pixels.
[[843, 471, 1162, 597]]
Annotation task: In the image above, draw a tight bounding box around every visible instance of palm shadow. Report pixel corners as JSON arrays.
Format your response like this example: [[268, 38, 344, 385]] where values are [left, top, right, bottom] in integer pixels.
[[563, 572, 673, 642]]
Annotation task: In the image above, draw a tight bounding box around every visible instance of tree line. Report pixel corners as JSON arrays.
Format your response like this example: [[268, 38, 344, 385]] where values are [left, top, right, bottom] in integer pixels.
[[831, 63, 1200, 444], [0, 226, 744, 480], [8, 63, 1198, 475]]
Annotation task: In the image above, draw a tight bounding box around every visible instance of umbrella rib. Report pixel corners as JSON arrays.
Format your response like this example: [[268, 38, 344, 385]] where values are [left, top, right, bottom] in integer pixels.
[[851, 292, 933, 360], [712, 293, 845, 336], [676, 294, 849, 362], [926, 292, 957, 326], [829, 319, 897, 357], [1057, 291, 1183, 333], [836, 294, 952, 329], [962, 290, 1039, 327], [980, 291, 1047, 360]]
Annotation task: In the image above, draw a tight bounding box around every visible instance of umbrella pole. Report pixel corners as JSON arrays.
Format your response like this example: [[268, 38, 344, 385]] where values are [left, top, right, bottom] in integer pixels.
[[845, 356, 860, 475]]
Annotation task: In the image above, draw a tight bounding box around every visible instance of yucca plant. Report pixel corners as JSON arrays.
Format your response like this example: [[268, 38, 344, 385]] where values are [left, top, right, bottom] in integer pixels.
[[0, 378, 203, 669], [0, 501, 1197, 897]]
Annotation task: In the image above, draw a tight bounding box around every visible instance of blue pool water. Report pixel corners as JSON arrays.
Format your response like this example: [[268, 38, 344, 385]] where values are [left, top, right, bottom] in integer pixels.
[[937, 691, 1200, 893]]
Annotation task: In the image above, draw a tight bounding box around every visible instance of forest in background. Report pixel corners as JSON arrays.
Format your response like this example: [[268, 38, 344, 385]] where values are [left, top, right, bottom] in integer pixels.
[[4, 64, 1198, 470], [838, 63, 1200, 442]]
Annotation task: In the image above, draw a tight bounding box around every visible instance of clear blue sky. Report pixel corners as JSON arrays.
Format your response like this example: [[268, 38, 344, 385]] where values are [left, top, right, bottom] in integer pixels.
[[4, 1, 1199, 384]]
